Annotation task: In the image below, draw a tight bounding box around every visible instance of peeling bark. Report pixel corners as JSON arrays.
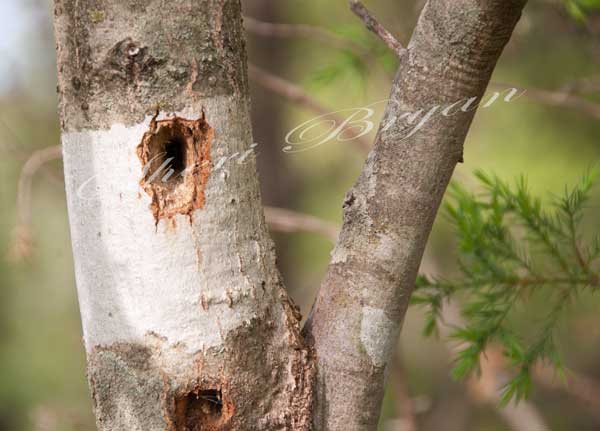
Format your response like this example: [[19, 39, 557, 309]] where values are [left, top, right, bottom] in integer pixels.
[[53, 0, 314, 429]]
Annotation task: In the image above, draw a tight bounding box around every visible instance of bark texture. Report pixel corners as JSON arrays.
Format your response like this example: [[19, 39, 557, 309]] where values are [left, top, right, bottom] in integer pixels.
[[53, 1, 314, 429], [303, 1, 528, 429]]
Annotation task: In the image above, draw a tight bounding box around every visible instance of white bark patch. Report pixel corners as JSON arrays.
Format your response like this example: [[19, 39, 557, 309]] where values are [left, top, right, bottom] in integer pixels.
[[62, 99, 270, 354], [374, 234, 395, 261], [330, 246, 349, 264], [360, 306, 398, 367], [373, 232, 410, 274]]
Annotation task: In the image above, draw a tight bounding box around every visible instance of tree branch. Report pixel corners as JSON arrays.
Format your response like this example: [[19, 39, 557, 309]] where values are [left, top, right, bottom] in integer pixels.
[[349, 0, 406, 56], [559, 74, 600, 95], [264, 206, 339, 242], [245, 15, 600, 123], [244, 16, 369, 57], [534, 362, 600, 416], [248, 63, 373, 152], [304, 0, 529, 428], [490, 82, 600, 120]]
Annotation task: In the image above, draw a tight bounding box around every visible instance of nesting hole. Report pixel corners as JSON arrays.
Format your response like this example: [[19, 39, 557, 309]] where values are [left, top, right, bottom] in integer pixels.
[[143, 124, 190, 187]]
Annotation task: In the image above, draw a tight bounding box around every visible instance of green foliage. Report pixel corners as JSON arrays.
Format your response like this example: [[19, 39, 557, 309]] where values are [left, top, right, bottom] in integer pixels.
[[563, 0, 600, 21], [413, 168, 600, 404]]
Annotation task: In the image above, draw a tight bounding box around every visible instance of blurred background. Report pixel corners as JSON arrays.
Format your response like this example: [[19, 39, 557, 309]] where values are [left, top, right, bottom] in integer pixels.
[[0, 0, 599, 430]]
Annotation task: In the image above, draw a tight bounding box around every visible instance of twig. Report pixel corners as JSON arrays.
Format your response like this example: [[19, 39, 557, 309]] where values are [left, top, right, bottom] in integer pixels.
[[248, 64, 332, 119], [248, 63, 372, 153], [264, 206, 339, 242], [349, 0, 406, 56], [243, 16, 369, 58], [490, 82, 600, 120], [9, 145, 63, 261], [559, 74, 600, 95]]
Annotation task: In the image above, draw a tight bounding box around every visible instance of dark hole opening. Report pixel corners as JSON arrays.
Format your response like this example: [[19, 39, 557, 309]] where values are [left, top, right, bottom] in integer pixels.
[[163, 134, 187, 180]]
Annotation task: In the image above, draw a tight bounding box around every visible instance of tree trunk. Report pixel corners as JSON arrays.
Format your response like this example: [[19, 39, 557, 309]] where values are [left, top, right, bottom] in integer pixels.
[[53, 1, 313, 429], [52, 0, 527, 430]]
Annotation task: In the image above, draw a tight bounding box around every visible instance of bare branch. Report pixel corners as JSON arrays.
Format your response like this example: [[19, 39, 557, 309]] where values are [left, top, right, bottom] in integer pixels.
[[349, 0, 406, 56], [264, 206, 339, 242], [248, 64, 331, 118], [244, 16, 369, 57], [248, 63, 372, 153], [559, 74, 600, 95], [9, 145, 62, 261], [490, 81, 600, 120]]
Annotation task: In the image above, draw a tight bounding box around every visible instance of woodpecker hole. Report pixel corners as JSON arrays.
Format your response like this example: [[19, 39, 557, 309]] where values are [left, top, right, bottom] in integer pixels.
[[137, 116, 213, 224]]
